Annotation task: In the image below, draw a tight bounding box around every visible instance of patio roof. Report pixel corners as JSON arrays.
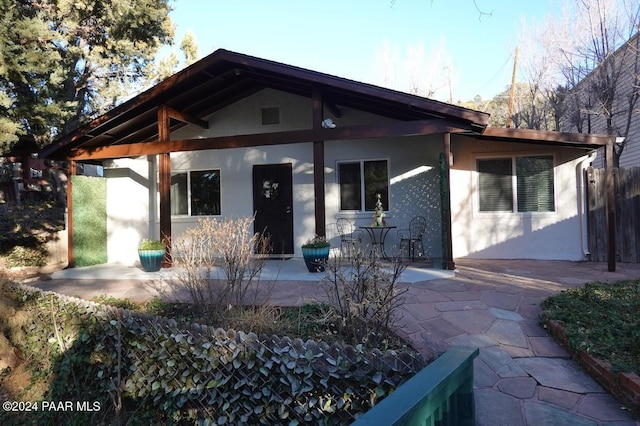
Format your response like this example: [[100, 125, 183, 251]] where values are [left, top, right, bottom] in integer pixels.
[[40, 49, 490, 161]]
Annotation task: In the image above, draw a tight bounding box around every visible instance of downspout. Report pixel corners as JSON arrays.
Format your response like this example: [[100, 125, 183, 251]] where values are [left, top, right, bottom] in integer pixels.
[[577, 151, 596, 258]]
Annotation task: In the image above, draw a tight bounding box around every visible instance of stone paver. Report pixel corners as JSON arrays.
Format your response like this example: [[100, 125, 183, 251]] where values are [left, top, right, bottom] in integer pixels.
[[528, 336, 570, 357], [479, 346, 529, 378], [481, 291, 521, 310], [497, 377, 537, 399], [577, 394, 633, 422], [475, 389, 524, 426], [441, 310, 495, 333], [517, 357, 603, 393], [28, 258, 640, 425], [485, 319, 528, 348], [474, 358, 499, 388], [537, 386, 581, 410], [524, 402, 597, 426], [489, 307, 524, 321]]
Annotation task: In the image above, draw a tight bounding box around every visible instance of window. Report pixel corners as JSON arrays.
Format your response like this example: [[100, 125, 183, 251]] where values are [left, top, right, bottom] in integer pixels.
[[170, 169, 221, 216], [338, 160, 389, 211], [477, 155, 554, 213]]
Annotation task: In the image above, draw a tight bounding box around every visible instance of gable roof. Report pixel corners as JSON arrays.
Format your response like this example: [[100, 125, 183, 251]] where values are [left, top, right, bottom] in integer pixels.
[[40, 49, 490, 160]]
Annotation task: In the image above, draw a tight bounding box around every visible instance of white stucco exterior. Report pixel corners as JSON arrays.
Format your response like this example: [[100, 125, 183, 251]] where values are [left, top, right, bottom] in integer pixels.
[[102, 88, 593, 265], [449, 135, 591, 260]]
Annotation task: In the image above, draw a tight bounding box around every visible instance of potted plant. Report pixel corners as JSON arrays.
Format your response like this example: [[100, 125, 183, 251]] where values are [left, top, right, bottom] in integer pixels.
[[138, 239, 166, 272], [301, 235, 330, 272]]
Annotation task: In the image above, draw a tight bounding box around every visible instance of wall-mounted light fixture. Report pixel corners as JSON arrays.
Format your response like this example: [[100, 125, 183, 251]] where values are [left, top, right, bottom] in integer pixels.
[[321, 118, 336, 128]]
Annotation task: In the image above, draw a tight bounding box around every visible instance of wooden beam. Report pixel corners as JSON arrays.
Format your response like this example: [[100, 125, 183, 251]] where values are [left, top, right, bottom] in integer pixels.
[[158, 106, 172, 267], [325, 100, 341, 118], [66, 161, 76, 268], [442, 133, 455, 270], [312, 87, 326, 237], [68, 120, 468, 161], [164, 105, 209, 129], [481, 127, 611, 148], [605, 139, 616, 272]]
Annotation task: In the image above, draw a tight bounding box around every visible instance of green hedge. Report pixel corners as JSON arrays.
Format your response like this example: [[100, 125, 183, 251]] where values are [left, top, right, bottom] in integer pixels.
[[4, 284, 426, 425], [72, 175, 107, 266]]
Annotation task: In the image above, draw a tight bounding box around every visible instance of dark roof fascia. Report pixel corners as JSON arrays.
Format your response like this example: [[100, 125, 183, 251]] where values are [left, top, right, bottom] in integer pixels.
[[475, 127, 613, 149]]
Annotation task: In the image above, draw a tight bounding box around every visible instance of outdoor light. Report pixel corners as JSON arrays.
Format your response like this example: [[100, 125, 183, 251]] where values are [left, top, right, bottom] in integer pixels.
[[321, 118, 336, 128]]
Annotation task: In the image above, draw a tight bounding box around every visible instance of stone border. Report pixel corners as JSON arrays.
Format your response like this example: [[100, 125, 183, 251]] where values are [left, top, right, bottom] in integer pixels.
[[545, 319, 640, 418]]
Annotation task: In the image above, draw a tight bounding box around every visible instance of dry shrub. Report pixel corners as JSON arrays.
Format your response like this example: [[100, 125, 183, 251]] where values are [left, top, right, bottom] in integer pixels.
[[324, 250, 408, 347], [173, 216, 273, 323]]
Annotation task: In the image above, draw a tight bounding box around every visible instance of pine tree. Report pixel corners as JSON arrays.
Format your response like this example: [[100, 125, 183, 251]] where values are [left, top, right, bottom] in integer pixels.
[[0, 0, 174, 152]]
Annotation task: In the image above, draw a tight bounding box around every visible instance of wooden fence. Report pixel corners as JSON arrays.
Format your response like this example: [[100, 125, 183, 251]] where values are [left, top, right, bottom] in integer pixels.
[[587, 167, 640, 262]]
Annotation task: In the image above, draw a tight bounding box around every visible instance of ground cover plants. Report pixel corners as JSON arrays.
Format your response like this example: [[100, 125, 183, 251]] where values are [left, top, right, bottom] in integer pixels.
[[0, 216, 422, 424], [541, 279, 640, 375]]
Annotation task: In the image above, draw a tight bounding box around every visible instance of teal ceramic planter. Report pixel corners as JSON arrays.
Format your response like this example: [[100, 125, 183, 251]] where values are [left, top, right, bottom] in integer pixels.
[[301, 246, 330, 272], [138, 249, 165, 272]]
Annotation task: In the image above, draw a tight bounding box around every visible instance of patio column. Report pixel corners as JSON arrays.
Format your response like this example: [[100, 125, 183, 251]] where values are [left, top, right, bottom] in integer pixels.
[[442, 133, 455, 270], [312, 87, 326, 237], [158, 105, 172, 267], [605, 138, 616, 272], [66, 160, 76, 268]]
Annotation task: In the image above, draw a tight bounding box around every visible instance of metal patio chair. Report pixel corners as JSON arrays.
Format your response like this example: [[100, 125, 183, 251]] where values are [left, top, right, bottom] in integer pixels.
[[397, 216, 427, 261], [336, 218, 364, 257]]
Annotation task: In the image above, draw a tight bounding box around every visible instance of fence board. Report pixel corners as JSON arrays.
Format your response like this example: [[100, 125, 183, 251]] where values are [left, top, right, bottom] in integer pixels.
[[587, 167, 640, 262]]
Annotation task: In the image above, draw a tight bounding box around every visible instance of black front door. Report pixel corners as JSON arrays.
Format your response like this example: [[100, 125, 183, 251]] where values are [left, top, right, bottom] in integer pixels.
[[253, 164, 293, 255]]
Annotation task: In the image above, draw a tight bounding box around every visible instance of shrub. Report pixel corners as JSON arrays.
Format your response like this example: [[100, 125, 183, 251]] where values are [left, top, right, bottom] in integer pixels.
[[324, 250, 408, 347], [138, 239, 165, 251], [173, 216, 272, 322]]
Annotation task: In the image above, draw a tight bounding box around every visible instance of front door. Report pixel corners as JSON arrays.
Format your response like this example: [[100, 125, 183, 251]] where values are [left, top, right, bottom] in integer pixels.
[[253, 164, 293, 255]]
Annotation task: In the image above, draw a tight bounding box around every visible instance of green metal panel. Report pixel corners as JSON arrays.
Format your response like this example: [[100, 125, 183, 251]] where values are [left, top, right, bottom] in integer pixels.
[[352, 346, 479, 426]]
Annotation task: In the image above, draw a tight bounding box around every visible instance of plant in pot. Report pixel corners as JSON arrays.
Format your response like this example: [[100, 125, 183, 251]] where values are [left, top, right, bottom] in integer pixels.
[[301, 235, 330, 272], [138, 239, 166, 272]]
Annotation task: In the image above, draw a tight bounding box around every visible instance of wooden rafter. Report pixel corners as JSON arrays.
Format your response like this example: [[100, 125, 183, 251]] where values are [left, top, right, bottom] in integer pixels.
[[164, 105, 209, 129]]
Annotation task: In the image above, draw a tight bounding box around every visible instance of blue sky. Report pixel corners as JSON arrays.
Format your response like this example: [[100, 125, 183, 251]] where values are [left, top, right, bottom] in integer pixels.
[[166, 0, 562, 102]]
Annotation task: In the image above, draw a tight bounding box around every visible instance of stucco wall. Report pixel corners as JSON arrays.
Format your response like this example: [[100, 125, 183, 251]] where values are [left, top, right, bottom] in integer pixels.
[[103, 89, 445, 264], [449, 135, 591, 260], [104, 157, 154, 264], [102, 87, 592, 265]]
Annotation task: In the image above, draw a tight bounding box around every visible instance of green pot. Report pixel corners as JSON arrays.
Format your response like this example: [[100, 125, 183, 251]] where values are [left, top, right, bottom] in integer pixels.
[[138, 249, 165, 272]]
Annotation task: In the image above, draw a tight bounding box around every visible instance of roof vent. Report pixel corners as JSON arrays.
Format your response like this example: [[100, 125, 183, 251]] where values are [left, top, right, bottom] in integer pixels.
[[261, 107, 280, 125]]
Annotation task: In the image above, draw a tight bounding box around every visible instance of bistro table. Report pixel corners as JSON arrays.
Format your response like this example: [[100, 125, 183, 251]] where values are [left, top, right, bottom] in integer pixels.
[[359, 225, 397, 260]]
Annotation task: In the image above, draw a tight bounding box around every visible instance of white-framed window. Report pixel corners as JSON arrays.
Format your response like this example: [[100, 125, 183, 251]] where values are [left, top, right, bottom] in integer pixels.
[[477, 155, 555, 213], [338, 159, 389, 211], [170, 169, 221, 216]]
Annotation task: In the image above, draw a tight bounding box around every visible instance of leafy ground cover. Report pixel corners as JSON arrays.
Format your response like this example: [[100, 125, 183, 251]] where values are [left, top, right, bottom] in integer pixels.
[[90, 295, 416, 353], [541, 279, 640, 374]]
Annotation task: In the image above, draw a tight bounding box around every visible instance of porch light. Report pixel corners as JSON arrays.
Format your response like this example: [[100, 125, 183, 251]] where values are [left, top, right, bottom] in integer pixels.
[[322, 118, 336, 128]]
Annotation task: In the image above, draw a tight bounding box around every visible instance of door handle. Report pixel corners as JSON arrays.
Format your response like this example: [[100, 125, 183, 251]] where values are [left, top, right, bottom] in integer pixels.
[[286, 206, 292, 214]]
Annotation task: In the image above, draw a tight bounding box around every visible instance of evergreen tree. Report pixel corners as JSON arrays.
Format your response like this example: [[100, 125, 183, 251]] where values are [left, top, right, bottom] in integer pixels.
[[0, 0, 174, 152]]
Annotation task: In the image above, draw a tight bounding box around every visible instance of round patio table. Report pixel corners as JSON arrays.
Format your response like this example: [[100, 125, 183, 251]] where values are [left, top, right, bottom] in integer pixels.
[[359, 225, 396, 260]]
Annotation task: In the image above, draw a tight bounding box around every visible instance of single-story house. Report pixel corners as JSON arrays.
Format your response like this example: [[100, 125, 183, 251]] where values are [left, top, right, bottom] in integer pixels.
[[40, 49, 617, 271]]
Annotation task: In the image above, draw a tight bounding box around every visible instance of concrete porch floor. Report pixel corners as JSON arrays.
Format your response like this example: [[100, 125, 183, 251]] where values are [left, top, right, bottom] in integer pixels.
[[25, 258, 640, 425]]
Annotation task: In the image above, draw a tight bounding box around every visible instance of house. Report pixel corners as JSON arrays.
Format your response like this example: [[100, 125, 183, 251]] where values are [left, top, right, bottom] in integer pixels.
[[561, 32, 640, 168], [40, 49, 616, 271]]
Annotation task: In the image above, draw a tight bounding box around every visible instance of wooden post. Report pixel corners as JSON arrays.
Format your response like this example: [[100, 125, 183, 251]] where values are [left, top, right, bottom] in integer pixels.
[[605, 138, 616, 272], [158, 105, 172, 267], [66, 160, 76, 268], [443, 133, 455, 270], [312, 87, 326, 237]]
